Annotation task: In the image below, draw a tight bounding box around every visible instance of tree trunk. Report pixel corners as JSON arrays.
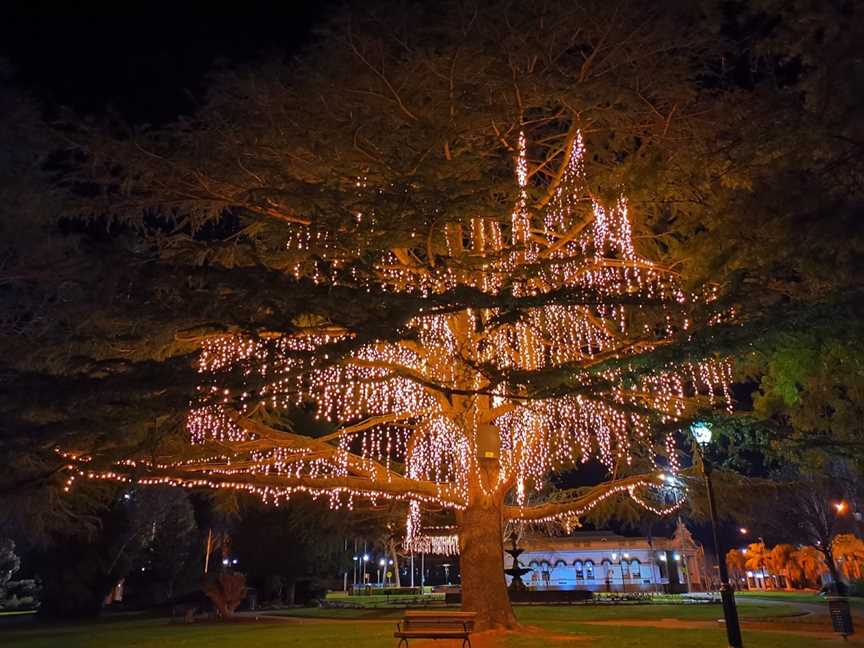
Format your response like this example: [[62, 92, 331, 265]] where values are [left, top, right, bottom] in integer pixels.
[[457, 491, 517, 631], [824, 548, 846, 595], [284, 578, 296, 605], [389, 539, 401, 588]]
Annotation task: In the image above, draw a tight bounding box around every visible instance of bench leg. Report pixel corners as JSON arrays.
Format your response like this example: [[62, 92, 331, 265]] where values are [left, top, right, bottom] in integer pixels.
[[463, 638, 471, 648], [397, 639, 408, 648]]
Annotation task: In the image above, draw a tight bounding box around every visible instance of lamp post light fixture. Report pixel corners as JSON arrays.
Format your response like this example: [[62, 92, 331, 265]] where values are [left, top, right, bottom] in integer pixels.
[[442, 563, 451, 585], [692, 421, 745, 648]]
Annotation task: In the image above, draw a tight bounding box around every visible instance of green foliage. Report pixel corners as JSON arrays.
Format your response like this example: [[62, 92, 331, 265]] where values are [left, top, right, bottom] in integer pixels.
[[0, 538, 39, 611], [231, 495, 362, 604], [126, 487, 200, 604]]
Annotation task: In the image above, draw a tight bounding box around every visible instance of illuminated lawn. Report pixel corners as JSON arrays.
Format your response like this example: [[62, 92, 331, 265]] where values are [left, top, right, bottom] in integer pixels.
[[3, 601, 847, 648]]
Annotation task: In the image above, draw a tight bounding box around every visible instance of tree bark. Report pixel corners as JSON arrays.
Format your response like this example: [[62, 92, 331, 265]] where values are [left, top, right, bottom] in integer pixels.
[[823, 548, 846, 594], [284, 578, 296, 605], [457, 489, 517, 630], [389, 539, 401, 588]]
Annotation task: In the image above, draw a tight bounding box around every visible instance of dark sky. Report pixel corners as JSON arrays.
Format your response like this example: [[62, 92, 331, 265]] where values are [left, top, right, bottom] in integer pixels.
[[0, 3, 336, 124]]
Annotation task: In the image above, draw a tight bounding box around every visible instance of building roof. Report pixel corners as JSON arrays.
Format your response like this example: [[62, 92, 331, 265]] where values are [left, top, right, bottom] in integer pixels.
[[519, 522, 700, 553]]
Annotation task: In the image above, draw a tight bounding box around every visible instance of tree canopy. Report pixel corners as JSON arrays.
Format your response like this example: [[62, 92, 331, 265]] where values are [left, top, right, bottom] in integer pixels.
[[1, 0, 863, 629]]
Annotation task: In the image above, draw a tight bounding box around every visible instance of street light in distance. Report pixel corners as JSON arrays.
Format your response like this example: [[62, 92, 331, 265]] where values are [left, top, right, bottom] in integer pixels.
[[691, 421, 744, 648]]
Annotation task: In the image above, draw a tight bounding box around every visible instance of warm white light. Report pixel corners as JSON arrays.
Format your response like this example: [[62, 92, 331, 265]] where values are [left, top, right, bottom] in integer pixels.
[[58, 128, 739, 545]]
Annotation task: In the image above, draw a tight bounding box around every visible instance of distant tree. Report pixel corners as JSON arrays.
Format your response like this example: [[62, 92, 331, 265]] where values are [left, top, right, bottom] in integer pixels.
[[0, 538, 39, 611], [33, 487, 199, 617], [726, 548, 747, 585], [832, 534, 864, 581], [744, 542, 771, 586], [231, 497, 356, 605], [788, 482, 854, 591], [767, 544, 796, 591], [204, 572, 246, 619], [130, 487, 199, 603], [791, 546, 827, 589]]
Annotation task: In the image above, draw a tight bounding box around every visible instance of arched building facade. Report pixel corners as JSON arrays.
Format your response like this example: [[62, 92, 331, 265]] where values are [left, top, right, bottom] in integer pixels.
[[506, 521, 708, 593]]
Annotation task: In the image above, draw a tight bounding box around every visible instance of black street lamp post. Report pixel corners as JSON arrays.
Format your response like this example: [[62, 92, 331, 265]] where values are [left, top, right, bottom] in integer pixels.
[[692, 422, 744, 648]]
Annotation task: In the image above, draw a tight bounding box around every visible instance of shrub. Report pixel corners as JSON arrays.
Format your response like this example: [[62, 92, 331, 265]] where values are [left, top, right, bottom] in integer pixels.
[[203, 573, 247, 619], [0, 539, 40, 611]]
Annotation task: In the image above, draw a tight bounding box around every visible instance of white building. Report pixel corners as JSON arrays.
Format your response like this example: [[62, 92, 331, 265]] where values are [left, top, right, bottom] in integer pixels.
[[506, 521, 707, 593]]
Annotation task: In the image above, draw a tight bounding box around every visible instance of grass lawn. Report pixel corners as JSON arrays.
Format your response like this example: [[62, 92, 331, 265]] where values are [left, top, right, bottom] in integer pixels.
[[0, 602, 847, 648], [737, 591, 826, 603], [734, 590, 864, 608], [0, 618, 394, 648], [506, 623, 852, 648]]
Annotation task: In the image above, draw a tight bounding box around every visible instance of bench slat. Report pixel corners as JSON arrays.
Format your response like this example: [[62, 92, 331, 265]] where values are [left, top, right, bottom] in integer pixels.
[[395, 631, 469, 637], [403, 611, 476, 618]]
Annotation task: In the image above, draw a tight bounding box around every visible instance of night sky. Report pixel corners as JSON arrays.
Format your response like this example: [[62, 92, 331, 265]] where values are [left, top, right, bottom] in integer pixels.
[[1, 3, 335, 124]]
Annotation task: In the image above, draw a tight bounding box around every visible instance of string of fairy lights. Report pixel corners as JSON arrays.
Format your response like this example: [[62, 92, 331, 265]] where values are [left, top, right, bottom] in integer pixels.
[[61, 128, 737, 549]]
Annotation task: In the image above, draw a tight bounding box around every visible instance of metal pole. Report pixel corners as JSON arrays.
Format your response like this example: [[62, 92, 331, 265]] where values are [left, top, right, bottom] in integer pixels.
[[421, 552, 425, 590], [704, 458, 744, 648], [204, 528, 212, 574], [411, 553, 415, 588]]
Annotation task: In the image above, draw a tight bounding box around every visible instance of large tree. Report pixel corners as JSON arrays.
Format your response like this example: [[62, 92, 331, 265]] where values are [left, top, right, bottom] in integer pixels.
[[55, 1, 753, 628], [5, 1, 861, 628]]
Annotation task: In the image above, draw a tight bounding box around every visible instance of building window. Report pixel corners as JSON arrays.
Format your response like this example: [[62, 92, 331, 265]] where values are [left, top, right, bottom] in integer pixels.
[[585, 561, 594, 579], [574, 560, 583, 579]]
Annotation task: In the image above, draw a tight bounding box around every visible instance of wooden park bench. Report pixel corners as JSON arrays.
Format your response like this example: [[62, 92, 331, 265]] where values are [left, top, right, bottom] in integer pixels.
[[394, 610, 476, 648]]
